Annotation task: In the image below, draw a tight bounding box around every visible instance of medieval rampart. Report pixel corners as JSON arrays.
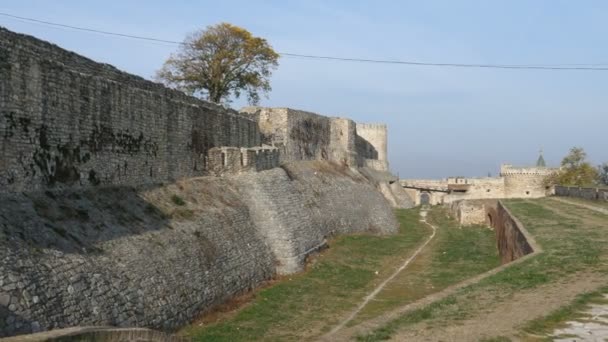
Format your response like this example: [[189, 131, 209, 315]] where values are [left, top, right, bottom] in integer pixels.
[[0, 27, 401, 337], [500, 165, 553, 198], [0, 27, 261, 193], [356, 123, 388, 171], [241, 107, 343, 164], [401, 164, 557, 205]]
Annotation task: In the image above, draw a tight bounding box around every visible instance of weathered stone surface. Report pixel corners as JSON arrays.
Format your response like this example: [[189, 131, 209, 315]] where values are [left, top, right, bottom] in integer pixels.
[[240, 107, 390, 172], [0, 178, 275, 337], [402, 165, 557, 205], [356, 123, 389, 171], [0, 26, 401, 339], [0, 27, 260, 193], [0, 161, 398, 337], [448, 199, 534, 264], [234, 162, 399, 274], [0, 293, 10, 306], [555, 185, 607, 201]]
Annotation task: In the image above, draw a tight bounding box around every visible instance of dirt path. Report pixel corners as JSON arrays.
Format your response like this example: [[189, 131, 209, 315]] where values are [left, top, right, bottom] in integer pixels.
[[323, 208, 437, 338], [550, 197, 608, 215], [321, 203, 541, 342], [389, 272, 608, 341], [385, 199, 608, 341], [323, 246, 539, 342], [323, 199, 608, 341]]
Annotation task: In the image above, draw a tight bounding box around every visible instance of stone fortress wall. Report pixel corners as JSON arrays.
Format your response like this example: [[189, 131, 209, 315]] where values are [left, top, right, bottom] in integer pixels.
[[0, 26, 395, 191], [0, 162, 397, 337], [239, 107, 390, 171], [500, 164, 555, 198], [0, 27, 403, 337], [355, 123, 389, 171], [238, 107, 410, 208], [401, 163, 557, 205], [241, 107, 335, 164], [0, 27, 263, 193]]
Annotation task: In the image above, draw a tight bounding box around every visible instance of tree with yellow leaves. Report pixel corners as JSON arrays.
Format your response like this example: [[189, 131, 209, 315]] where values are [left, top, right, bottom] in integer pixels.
[[545, 147, 599, 187], [156, 23, 279, 105]]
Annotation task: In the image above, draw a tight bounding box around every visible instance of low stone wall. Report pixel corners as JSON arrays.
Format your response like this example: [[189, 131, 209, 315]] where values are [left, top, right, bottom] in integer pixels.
[[555, 185, 608, 201], [447, 200, 496, 226], [447, 200, 534, 264], [494, 201, 534, 264], [0, 327, 184, 342], [0, 161, 398, 338]]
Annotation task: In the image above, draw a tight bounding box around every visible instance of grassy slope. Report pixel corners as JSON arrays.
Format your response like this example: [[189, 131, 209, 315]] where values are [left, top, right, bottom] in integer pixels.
[[182, 208, 429, 341], [557, 196, 608, 210], [358, 198, 608, 341], [182, 207, 499, 342], [352, 208, 499, 324]]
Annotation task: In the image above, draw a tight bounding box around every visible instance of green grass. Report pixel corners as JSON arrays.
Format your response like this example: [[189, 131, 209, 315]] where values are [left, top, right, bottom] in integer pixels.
[[428, 209, 500, 285], [183, 207, 501, 342], [183, 208, 430, 342], [555, 196, 608, 210], [479, 337, 512, 342], [358, 198, 608, 341], [171, 194, 186, 206], [353, 208, 499, 323], [357, 296, 462, 342]]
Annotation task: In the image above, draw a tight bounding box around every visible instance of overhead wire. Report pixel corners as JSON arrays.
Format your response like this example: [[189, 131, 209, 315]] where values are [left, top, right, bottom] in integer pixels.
[[2, 12, 608, 71]]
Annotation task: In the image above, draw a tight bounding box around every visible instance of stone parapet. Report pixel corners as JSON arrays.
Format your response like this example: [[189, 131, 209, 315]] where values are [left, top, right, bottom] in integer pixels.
[[207, 146, 279, 176]]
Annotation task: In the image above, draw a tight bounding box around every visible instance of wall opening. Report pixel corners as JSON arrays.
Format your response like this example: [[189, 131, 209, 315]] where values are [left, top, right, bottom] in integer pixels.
[[221, 153, 226, 167], [420, 192, 430, 205], [487, 213, 493, 227]]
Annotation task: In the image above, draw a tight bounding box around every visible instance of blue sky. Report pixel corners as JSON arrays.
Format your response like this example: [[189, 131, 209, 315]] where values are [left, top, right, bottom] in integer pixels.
[[1, 1, 606, 178]]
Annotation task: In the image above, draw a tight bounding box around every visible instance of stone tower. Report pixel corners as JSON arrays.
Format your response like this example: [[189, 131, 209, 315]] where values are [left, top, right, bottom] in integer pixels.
[[355, 123, 389, 171]]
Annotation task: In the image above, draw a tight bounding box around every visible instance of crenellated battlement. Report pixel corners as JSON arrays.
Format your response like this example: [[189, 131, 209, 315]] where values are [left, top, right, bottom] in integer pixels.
[[356, 123, 387, 130], [500, 164, 556, 176]]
